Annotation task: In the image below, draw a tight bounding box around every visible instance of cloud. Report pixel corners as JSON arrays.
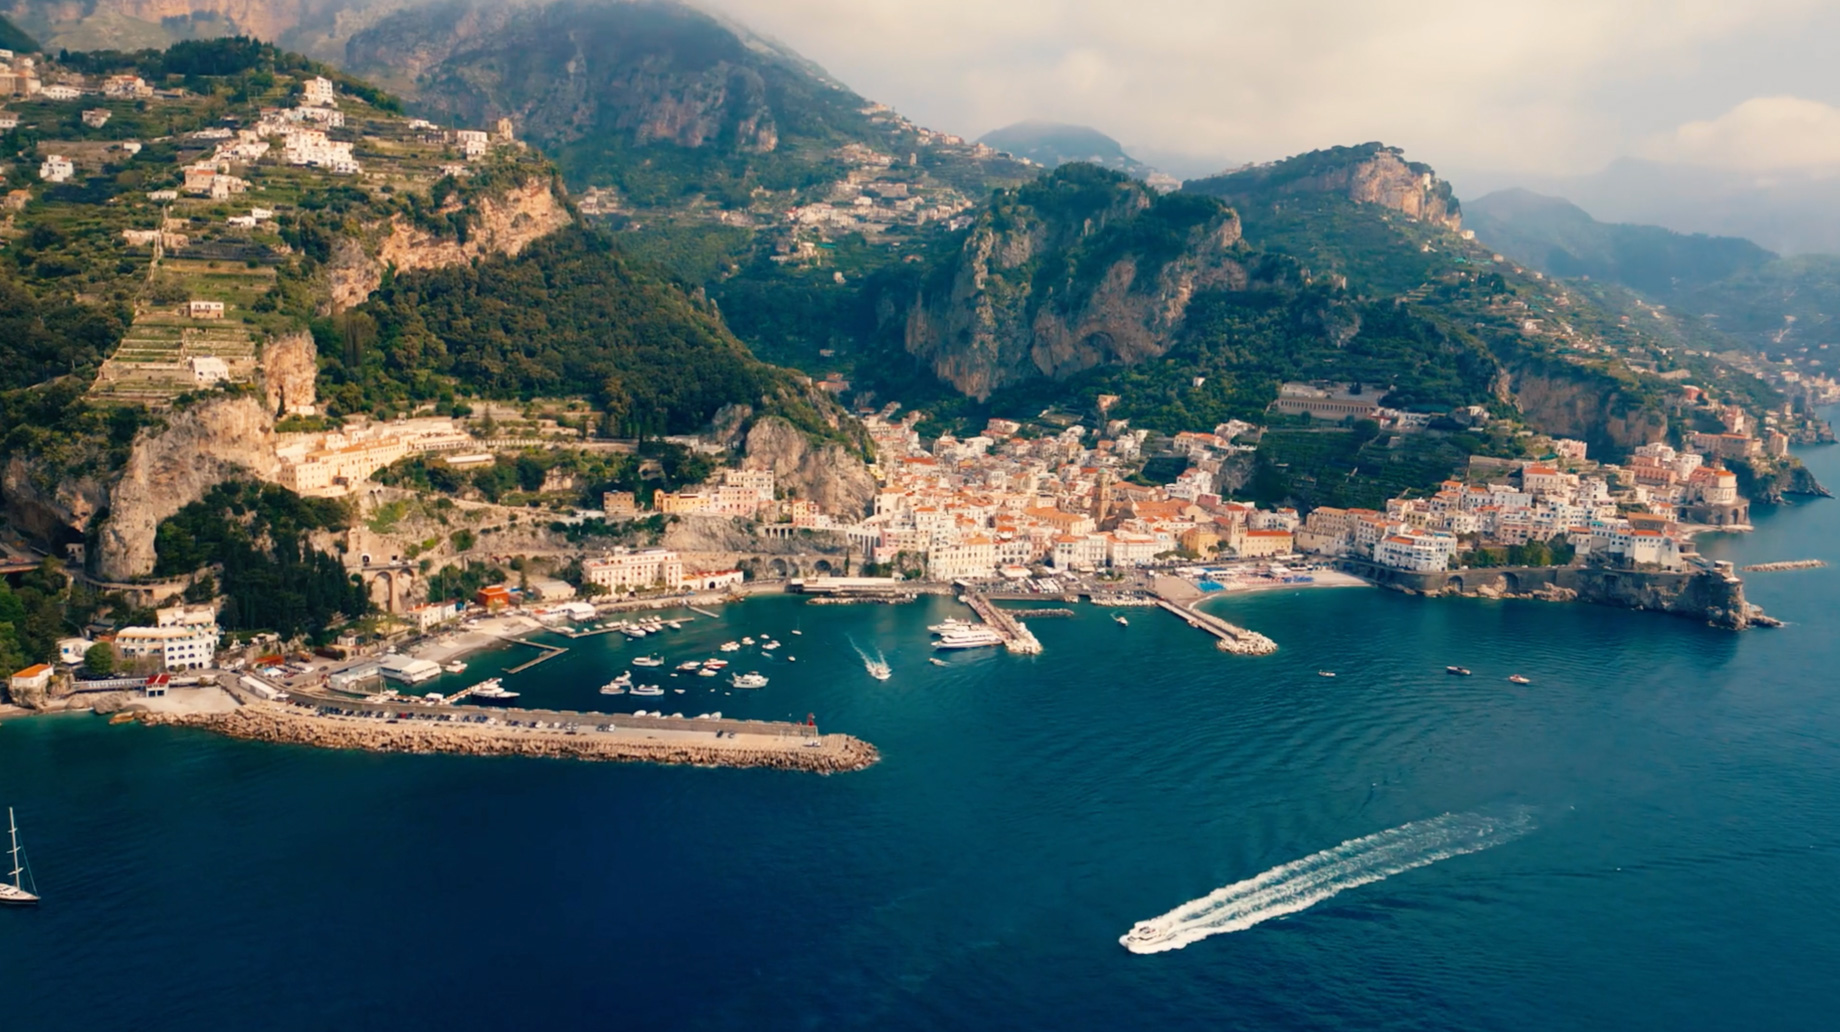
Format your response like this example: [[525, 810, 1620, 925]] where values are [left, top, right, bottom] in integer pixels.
[[1640, 96, 1840, 171], [699, 0, 1833, 177]]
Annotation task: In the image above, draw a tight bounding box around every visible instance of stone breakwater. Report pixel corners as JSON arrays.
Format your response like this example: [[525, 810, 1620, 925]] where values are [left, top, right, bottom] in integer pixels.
[[135, 707, 881, 774]]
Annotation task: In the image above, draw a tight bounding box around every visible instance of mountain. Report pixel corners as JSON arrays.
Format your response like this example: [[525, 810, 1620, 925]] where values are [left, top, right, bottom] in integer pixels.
[[976, 121, 1176, 188], [342, 0, 1035, 206], [1186, 143, 1462, 232], [0, 10, 37, 51], [1465, 188, 1775, 295], [1464, 188, 1840, 353], [1487, 157, 1840, 258], [0, 36, 865, 588]]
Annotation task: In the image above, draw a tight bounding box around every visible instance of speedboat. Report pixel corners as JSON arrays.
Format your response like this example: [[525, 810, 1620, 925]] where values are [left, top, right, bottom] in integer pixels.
[[741, 637, 756, 646], [719, 641, 741, 652], [1114, 614, 1129, 627], [703, 659, 729, 669], [730, 672, 769, 689], [1446, 666, 1472, 676], [677, 660, 703, 671], [1120, 920, 1169, 950], [1507, 674, 1532, 685], [790, 629, 802, 635], [1318, 671, 1336, 678], [698, 667, 720, 677], [629, 683, 665, 697], [762, 641, 779, 650], [929, 657, 948, 667], [632, 655, 665, 667]]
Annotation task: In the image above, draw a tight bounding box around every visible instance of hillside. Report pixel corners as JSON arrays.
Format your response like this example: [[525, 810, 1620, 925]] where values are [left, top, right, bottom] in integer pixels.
[[0, 36, 864, 593], [1465, 189, 1775, 295]]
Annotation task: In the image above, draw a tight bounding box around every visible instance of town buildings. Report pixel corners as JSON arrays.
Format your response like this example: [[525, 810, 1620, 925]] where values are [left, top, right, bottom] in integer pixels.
[[583, 549, 686, 592], [115, 605, 221, 672]]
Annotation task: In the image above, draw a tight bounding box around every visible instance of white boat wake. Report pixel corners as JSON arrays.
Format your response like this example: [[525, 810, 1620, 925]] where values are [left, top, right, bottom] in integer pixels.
[[849, 638, 892, 680], [1120, 807, 1535, 954]]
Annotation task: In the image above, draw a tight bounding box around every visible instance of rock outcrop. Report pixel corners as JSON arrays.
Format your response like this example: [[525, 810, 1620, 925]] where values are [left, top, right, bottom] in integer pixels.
[[261, 331, 318, 415], [94, 395, 279, 581], [1500, 360, 1668, 458], [741, 416, 876, 518], [904, 165, 1246, 400], [1186, 143, 1462, 230], [328, 178, 572, 311], [1353, 561, 1766, 630]]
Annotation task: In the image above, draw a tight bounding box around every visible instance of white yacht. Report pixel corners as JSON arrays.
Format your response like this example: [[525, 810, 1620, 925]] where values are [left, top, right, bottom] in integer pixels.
[[629, 683, 665, 697], [632, 655, 665, 667], [928, 619, 976, 635], [600, 672, 633, 695], [2, 808, 38, 906], [467, 679, 520, 705], [443, 661, 468, 674], [730, 672, 769, 689], [676, 660, 704, 672], [933, 627, 1005, 650]]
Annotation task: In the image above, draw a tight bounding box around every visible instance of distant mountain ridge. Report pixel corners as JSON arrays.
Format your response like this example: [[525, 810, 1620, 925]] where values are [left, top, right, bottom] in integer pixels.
[[976, 121, 1177, 188]]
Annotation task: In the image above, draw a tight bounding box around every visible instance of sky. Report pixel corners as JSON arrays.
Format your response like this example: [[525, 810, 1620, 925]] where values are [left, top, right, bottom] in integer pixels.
[[700, 0, 1840, 191]]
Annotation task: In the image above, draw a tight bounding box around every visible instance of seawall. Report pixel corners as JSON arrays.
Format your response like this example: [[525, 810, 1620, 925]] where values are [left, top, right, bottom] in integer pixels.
[[1338, 560, 1767, 629], [134, 705, 881, 774]]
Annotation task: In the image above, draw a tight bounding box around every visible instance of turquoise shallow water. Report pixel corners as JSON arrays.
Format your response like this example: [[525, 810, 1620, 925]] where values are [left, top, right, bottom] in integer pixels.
[[6, 440, 1840, 1029]]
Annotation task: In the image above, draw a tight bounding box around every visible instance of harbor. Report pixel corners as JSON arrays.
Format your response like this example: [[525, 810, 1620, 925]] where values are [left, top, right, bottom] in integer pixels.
[[959, 591, 1044, 653]]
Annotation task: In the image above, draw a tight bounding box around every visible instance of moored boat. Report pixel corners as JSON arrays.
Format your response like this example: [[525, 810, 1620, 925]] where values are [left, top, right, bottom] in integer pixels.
[[2, 807, 39, 906], [1507, 674, 1532, 685], [468, 678, 520, 705], [1446, 666, 1472, 676], [632, 655, 665, 667], [730, 672, 769, 689]]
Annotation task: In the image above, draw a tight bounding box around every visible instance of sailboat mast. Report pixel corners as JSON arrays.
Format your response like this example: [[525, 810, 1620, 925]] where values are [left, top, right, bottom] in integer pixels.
[[7, 807, 20, 889]]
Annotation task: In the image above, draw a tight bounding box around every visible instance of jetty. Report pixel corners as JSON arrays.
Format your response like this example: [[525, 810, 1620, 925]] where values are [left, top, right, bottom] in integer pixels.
[[1741, 559, 1827, 572], [503, 637, 568, 674], [140, 687, 879, 774], [959, 591, 1044, 654], [1154, 600, 1279, 655]]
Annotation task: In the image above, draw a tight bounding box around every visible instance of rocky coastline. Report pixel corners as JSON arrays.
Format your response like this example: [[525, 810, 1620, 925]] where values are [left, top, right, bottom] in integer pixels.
[[132, 706, 882, 775]]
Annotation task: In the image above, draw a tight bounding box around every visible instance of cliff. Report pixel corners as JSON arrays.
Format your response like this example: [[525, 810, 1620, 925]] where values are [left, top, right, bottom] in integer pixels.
[[328, 178, 573, 312], [740, 415, 877, 518], [1352, 561, 1766, 630], [1497, 359, 1668, 458], [904, 165, 1246, 400], [1730, 456, 1832, 503], [94, 394, 279, 581], [1185, 143, 1462, 231]]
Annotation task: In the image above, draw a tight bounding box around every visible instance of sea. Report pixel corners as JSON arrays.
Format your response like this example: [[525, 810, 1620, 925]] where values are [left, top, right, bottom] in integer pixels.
[[6, 440, 1840, 1031]]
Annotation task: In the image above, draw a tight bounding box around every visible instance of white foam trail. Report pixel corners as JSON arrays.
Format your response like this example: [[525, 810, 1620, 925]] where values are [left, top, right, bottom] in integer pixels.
[[1121, 808, 1535, 953], [848, 638, 890, 677]]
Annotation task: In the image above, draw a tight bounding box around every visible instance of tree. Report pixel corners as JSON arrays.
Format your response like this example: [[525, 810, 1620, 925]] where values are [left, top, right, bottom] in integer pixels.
[[84, 642, 115, 676]]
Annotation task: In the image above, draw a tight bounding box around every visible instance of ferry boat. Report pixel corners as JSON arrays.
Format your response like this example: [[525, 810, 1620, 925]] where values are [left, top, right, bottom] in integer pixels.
[[1446, 666, 1472, 676], [468, 678, 520, 705], [600, 672, 633, 695], [629, 683, 665, 697], [2, 808, 39, 906], [730, 672, 769, 689], [934, 627, 1005, 650], [632, 655, 665, 667], [676, 661, 704, 672], [1507, 674, 1532, 685]]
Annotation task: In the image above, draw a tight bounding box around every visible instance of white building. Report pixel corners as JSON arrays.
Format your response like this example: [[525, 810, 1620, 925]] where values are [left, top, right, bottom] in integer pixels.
[[189, 356, 230, 386], [116, 606, 221, 671], [302, 75, 338, 107], [57, 637, 95, 665], [38, 154, 73, 182], [928, 537, 998, 580], [407, 600, 463, 631], [583, 549, 686, 592], [1375, 530, 1458, 572]]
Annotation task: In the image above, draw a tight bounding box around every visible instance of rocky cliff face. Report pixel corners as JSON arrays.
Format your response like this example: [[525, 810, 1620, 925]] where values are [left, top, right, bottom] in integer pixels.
[[905, 166, 1246, 400], [740, 416, 876, 518], [328, 178, 572, 312], [94, 395, 278, 581], [1501, 363, 1668, 457], [1186, 143, 1462, 231], [261, 330, 318, 415]]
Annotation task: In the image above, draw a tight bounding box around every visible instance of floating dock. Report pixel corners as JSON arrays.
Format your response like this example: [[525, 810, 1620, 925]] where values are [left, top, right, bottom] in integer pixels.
[[503, 638, 568, 674]]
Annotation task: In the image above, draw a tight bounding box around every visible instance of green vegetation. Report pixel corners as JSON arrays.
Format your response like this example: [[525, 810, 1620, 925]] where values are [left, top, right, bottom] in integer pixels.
[[1458, 537, 1577, 568], [0, 14, 39, 53], [0, 564, 69, 674], [328, 228, 772, 433], [1245, 427, 1524, 511], [83, 641, 115, 676], [152, 481, 367, 639]]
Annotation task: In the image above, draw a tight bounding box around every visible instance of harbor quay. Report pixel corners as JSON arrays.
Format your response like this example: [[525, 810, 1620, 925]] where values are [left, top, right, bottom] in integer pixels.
[[131, 685, 879, 774]]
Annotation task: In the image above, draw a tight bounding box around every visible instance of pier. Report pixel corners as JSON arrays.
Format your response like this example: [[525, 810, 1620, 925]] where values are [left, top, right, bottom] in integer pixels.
[[1153, 600, 1279, 655], [503, 637, 568, 674], [960, 591, 1044, 654], [1741, 559, 1828, 572]]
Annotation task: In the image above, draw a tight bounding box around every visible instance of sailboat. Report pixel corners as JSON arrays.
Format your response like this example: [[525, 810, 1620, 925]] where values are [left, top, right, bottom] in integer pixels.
[[2, 807, 39, 906]]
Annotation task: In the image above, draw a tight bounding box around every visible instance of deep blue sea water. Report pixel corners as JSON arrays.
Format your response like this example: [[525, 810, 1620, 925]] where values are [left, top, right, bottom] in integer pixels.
[[7, 440, 1840, 1030]]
